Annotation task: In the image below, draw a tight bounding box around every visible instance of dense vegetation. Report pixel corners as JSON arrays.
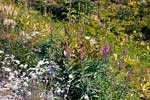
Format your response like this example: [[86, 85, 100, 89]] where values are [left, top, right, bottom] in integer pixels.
[[0, 0, 150, 99]]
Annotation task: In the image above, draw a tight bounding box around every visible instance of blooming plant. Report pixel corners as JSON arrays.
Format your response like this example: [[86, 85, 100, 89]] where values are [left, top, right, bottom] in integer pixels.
[[0, 0, 150, 100]]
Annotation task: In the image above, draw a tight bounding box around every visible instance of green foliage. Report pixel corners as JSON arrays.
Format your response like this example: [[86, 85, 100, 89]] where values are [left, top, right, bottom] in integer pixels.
[[1, 0, 150, 99], [117, 7, 132, 20]]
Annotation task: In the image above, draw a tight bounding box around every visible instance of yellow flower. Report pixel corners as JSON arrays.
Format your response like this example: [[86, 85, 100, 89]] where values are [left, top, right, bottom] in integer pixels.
[[147, 46, 150, 50], [91, 14, 99, 21], [128, 1, 136, 8], [141, 83, 147, 92], [128, 2, 134, 7], [123, 58, 127, 63], [113, 54, 118, 61], [141, 41, 145, 46]]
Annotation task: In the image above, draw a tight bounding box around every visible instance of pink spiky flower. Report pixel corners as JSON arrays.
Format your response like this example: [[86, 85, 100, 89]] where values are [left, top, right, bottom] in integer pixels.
[[80, 47, 87, 58], [102, 45, 109, 56], [64, 48, 72, 58]]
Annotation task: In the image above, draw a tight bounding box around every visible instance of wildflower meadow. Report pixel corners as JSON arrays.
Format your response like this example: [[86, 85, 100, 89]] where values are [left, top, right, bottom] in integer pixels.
[[0, 0, 150, 100]]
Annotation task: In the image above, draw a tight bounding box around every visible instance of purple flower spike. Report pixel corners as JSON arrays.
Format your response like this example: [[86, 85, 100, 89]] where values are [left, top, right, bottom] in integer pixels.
[[5, 31, 9, 38], [120, 63, 125, 68], [127, 71, 132, 80], [102, 45, 109, 56], [50, 25, 54, 34], [80, 47, 87, 58], [64, 48, 72, 58]]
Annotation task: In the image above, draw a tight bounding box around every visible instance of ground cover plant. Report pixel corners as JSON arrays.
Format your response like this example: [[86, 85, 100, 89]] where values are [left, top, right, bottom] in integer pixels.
[[0, 0, 150, 100]]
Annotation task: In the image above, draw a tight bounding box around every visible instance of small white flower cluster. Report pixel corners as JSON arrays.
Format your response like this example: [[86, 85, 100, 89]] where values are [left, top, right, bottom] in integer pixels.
[[0, 50, 60, 99], [0, 54, 20, 72], [85, 36, 97, 45], [4, 54, 20, 64], [19, 31, 42, 41], [20, 64, 28, 69], [19, 31, 32, 40], [81, 94, 90, 100], [3, 18, 16, 27], [0, 5, 17, 16], [90, 38, 97, 45], [0, 50, 30, 99], [31, 31, 41, 37], [27, 59, 59, 79], [0, 50, 4, 54], [0, 5, 17, 28]]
